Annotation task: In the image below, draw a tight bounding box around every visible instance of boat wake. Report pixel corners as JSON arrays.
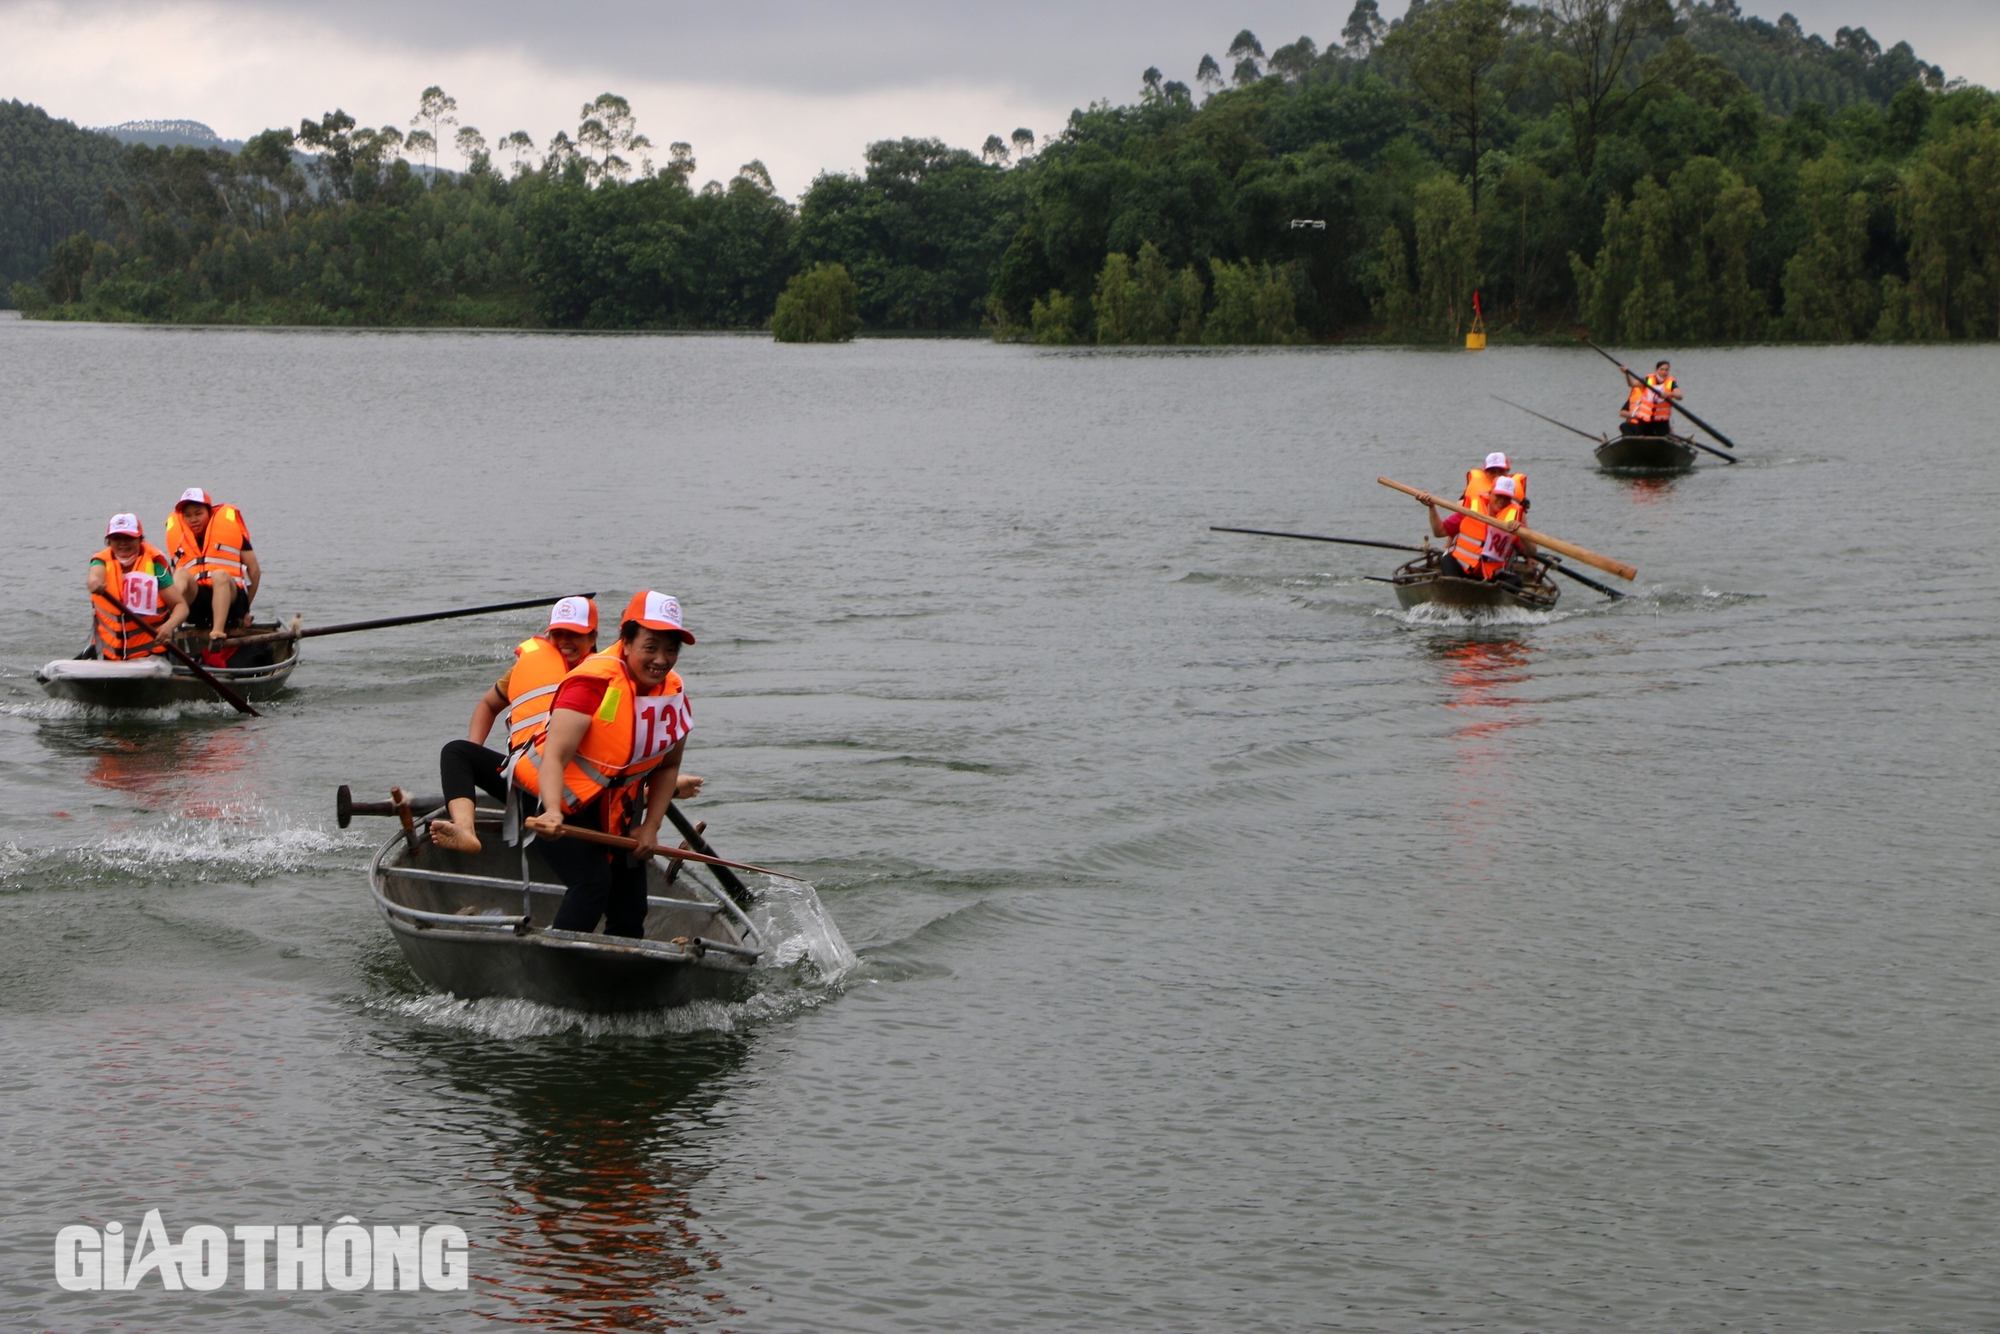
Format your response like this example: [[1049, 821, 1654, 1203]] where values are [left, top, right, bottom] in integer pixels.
[[0, 818, 351, 892], [372, 875, 859, 1039], [1376, 603, 1569, 628], [0, 695, 245, 723]]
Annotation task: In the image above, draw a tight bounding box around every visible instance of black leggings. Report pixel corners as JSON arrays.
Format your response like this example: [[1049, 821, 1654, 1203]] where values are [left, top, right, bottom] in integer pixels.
[[437, 740, 648, 937], [1625, 418, 1670, 436], [540, 820, 650, 937], [439, 739, 508, 805]]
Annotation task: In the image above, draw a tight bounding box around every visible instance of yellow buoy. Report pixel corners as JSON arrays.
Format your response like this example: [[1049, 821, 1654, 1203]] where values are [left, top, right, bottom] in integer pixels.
[[1466, 291, 1486, 349]]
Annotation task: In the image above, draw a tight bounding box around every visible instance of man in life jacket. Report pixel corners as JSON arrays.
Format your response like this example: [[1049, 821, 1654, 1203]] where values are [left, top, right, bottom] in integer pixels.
[[1619, 359, 1681, 437], [86, 513, 189, 660], [165, 488, 259, 661], [1425, 475, 1535, 581], [434, 595, 704, 855], [511, 591, 700, 936]]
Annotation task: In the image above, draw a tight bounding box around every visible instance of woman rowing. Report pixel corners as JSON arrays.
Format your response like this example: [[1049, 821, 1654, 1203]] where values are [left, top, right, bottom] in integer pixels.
[[432, 594, 702, 856], [456, 591, 700, 938], [86, 513, 190, 658]]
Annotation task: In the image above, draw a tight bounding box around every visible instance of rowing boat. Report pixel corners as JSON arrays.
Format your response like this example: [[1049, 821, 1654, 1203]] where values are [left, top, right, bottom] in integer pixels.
[[1388, 554, 1560, 613], [36, 621, 300, 708], [1594, 432, 1699, 471], [369, 808, 765, 1013]]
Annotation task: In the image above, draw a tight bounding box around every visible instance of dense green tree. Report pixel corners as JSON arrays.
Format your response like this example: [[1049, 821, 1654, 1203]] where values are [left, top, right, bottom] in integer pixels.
[[794, 138, 1025, 329], [1380, 0, 1526, 214], [0, 101, 128, 304], [771, 262, 861, 341]]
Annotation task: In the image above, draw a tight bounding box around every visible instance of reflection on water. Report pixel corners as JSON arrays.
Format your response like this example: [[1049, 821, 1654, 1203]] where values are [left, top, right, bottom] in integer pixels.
[[1431, 637, 1535, 835], [415, 1032, 751, 1330], [1617, 474, 1681, 504], [45, 723, 267, 819]]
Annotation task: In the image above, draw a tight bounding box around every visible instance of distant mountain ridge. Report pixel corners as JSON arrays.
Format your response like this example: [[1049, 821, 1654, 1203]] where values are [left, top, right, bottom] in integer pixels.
[[98, 119, 244, 152]]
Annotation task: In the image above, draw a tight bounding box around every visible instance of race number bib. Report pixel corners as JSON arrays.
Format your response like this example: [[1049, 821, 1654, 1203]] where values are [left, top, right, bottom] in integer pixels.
[[121, 570, 161, 616], [630, 692, 691, 764]]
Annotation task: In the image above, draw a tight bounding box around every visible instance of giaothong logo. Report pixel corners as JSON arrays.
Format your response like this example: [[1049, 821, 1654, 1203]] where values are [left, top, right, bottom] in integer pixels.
[[55, 1210, 469, 1292]]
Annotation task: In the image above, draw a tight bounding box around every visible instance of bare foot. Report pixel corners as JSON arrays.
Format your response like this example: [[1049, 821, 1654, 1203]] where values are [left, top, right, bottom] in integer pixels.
[[429, 820, 482, 854]]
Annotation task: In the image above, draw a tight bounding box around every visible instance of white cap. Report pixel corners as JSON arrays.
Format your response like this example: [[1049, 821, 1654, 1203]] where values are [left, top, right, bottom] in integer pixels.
[[176, 487, 215, 509], [1484, 452, 1509, 470], [1492, 475, 1518, 497], [621, 590, 695, 643], [548, 596, 597, 633], [106, 513, 143, 538]]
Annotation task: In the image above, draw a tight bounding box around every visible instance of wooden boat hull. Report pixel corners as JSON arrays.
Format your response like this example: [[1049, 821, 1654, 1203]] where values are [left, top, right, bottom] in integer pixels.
[[1389, 556, 1559, 613], [369, 816, 764, 1013], [36, 625, 300, 708], [1595, 433, 1699, 471]]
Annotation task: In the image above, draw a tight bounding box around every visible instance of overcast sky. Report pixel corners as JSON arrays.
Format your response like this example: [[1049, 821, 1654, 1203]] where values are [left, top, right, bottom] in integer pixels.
[[2, 1, 1993, 197]]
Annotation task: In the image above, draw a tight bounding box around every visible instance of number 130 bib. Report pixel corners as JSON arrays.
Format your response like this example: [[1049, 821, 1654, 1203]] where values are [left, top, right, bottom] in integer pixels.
[[631, 692, 691, 763]]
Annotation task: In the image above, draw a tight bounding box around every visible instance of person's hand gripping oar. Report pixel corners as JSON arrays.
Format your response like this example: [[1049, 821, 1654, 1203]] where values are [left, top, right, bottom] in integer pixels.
[[523, 813, 803, 882]]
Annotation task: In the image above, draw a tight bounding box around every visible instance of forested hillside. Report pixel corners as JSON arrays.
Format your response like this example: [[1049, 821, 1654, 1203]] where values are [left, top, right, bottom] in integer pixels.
[[11, 0, 1999, 342], [0, 101, 128, 302]]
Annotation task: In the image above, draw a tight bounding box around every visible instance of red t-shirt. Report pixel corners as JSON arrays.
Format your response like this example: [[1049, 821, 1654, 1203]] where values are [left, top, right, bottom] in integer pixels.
[[551, 674, 610, 717]]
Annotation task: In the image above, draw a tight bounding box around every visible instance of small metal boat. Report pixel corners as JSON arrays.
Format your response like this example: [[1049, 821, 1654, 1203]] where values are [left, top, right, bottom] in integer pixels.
[[1594, 432, 1699, 471], [369, 809, 765, 1013], [1388, 553, 1560, 613], [36, 621, 300, 708]]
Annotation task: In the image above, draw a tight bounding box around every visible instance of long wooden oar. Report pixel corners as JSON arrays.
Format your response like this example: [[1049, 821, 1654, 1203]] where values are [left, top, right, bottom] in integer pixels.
[[1491, 395, 1606, 444], [535, 821, 803, 882], [102, 591, 260, 716], [1532, 553, 1625, 600], [1377, 477, 1638, 581], [1211, 526, 1424, 554], [1582, 339, 1739, 451], [1666, 431, 1739, 465], [205, 593, 598, 651]]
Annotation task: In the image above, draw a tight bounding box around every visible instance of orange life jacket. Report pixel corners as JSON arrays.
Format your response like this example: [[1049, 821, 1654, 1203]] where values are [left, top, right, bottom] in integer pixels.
[[165, 504, 250, 589], [1474, 499, 1525, 577], [502, 636, 572, 752], [1462, 468, 1526, 506], [91, 543, 172, 660], [1451, 494, 1522, 579], [508, 649, 690, 831], [1631, 374, 1675, 423]]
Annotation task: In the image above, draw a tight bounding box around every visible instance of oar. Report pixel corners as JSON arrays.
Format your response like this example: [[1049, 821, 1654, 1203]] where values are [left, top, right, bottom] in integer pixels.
[[533, 821, 803, 882], [1531, 553, 1625, 600], [102, 590, 260, 716], [667, 802, 752, 905], [1491, 395, 1606, 444], [1582, 338, 1739, 451], [203, 593, 598, 650], [1377, 477, 1637, 581], [1211, 526, 1425, 554], [1667, 431, 1739, 465]]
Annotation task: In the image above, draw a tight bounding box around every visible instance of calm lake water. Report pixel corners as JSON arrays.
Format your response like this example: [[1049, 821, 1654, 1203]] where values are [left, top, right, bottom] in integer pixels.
[[1, 315, 1995, 1332]]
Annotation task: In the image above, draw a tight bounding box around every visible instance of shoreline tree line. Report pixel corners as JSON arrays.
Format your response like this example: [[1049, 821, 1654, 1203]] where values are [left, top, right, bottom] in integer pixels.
[[7, 0, 1999, 343]]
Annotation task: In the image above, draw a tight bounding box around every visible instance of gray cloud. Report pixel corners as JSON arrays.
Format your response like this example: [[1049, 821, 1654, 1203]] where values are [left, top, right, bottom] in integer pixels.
[[41, 0, 2000, 105]]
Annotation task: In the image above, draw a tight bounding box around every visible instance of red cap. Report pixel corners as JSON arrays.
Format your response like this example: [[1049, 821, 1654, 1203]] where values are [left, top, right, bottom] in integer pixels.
[[175, 488, 215, 511], [106, 512, 143, 538], [621, 591, 694, 643]]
